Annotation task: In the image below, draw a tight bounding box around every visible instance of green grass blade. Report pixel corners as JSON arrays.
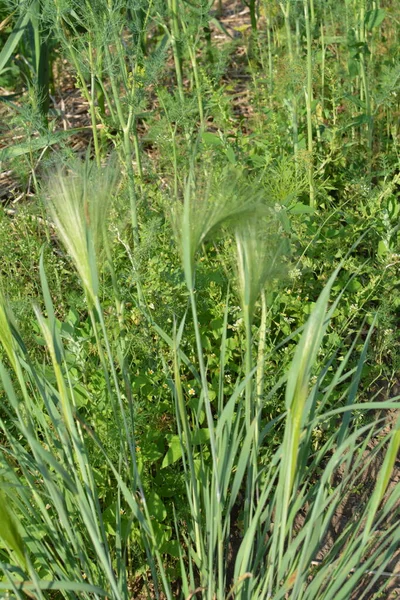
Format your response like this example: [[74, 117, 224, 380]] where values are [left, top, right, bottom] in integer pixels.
[[0, 491, 27, 571], [0, 11, 31, 76], [0, 580, 107, 594]]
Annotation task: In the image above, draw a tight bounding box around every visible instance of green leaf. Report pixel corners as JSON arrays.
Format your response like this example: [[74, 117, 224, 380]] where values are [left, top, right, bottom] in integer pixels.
[[344, 94, 366, 109], [210, 16, 232, 38], [151, 521, 171, 547], [0, 91, 22, 101], [0, 11, 31, 76], [192, 428, 210, 445], [363, 416, 400, 543], [226, 145, 236, 164], [289, 203, 314, 215], [202, 132, 222, 146], [348, 58, 359, 78], [365, 9, 386, 31], [378, 239, 389, 257], [347, 278, 362, 292], [39, 249, 64, 364], [324, 35, 346, 44], [160, 539, 180, 557], [146, 491, 167, 522], [344, 113, 370, 130], [161, 435, 182, 468], [0, 128, 90, 161], [141, 441, 163, 463]]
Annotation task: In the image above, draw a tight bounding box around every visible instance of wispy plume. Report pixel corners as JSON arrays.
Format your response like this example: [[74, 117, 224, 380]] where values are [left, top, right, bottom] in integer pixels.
[[172, 166, 266, 289], [235, 213, 287, 319], [45, 155, 119, 303]]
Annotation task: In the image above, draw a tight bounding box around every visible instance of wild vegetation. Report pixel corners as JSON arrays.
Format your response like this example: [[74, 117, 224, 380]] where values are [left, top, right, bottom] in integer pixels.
[[0, 0, 399, 598]]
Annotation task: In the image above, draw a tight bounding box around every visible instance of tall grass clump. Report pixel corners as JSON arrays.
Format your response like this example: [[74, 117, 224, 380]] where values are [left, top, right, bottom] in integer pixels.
[[0, 156, 399, 600]]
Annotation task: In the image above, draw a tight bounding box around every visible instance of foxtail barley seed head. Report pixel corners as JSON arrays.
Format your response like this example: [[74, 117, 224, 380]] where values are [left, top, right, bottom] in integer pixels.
[[45, 156, 119, 303], [172, 166, 270, 289]]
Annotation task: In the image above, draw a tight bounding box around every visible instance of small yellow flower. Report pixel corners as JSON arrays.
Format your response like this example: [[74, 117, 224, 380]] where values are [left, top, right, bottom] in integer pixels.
[[188, 388, 195, 396]]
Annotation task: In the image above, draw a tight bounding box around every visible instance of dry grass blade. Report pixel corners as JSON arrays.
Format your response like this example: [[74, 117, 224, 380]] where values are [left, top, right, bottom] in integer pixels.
[[0, 13, 14, 33]]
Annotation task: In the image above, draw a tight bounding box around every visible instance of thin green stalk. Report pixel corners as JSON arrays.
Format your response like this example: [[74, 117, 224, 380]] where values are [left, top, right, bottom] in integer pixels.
[[217, 509, 224, 600], [115, 43, 144, 181], [63, 41, 101, 166], [244, 309, 253, 433], [309, 0, 315, 27], [131, 117, 143, 181], [304, 0, 315, 207], [248, 0, 257, 31], [158, 94, 179, 197], [280, 1, 299, 161], [123, 126, 140, 250], [266, 16, 273, 104], [357, 0, 373, 168], [243, 307, 256, 531], [295, 17, 301, 57], [189, 287, 221, 504], [320, 19, 326, 114], [256, 291, 267, 425], [292, 96, 299, 161], [88, 40, 101, 167], [127, 62, 144, 182], [168, 0, 184, 104], [191, 50, 204, 124], [172, 334, 203, 563], [105, 50, 140, 250], [359, 56, 373, 161], [180, 18, 204, 124], [31, 0, 50, 121]]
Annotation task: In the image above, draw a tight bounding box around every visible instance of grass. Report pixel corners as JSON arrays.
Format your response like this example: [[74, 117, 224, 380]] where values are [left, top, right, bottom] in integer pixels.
[[0, 0, 400, 598], [0, 164, 399, 599]]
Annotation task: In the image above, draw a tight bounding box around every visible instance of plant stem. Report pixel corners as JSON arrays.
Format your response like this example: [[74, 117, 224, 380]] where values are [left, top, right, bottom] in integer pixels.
[[280, 1, 299, 161], [184, 32, 204, 123], [256, 291, 267, 428], [61, 36, 101, 165], [189, 287, 221, 504], [31, 0, 50, 121], [249, 0, 257, 31], [304, 0, 315, 207], [168, 0, 185, 104], [266, 12, 273, 104], [88, 40, 101, 166]]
